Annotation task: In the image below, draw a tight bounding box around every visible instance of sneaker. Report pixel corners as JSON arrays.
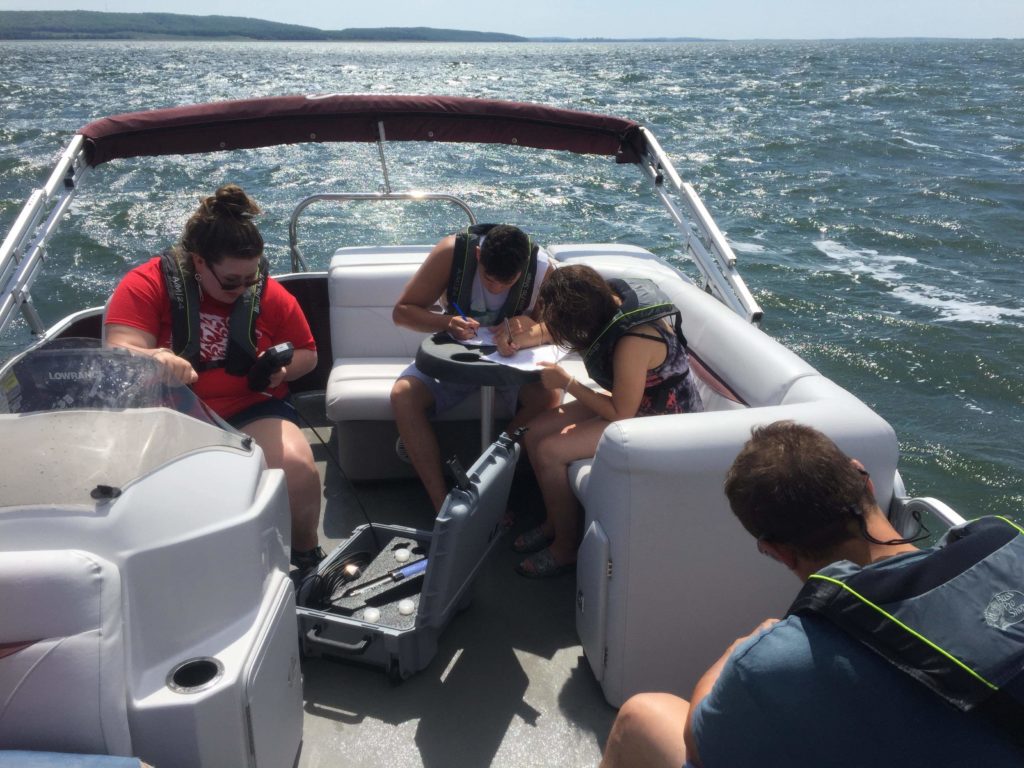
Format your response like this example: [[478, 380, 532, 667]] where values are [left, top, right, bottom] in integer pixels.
[[290, 545, 326, 574], [292, 569, 322, 604], [395, 436, 411, 464]]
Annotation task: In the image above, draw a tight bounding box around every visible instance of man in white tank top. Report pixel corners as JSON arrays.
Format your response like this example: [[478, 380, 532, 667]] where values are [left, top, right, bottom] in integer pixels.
[[391, 224, 560, 511]]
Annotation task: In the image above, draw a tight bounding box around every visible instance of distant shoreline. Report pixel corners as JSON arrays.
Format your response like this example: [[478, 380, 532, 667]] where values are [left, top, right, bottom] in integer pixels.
[[0, 36, 720, 43], [0, 11, 1016, 43], [0, 10, 718, 42]]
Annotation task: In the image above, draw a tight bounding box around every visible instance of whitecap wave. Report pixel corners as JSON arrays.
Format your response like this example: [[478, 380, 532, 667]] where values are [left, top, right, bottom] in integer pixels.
[[891, 285, 1024, 325], [730, 241, 767, 254], [813, 240, 1023, 326], [813, 239, 917, 282], [894, 135, 942, 151]]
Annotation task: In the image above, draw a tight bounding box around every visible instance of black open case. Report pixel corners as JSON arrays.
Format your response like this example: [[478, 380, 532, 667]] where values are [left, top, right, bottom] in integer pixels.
[[296, 432, 520, 680]]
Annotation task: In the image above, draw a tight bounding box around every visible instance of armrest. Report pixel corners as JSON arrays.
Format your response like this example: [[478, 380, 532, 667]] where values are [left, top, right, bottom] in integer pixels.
[[580, 398, 898, 529]]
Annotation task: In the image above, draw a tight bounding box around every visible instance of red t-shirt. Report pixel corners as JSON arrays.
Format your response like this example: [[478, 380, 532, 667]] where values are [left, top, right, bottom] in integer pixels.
[[105, 256, 316, 419]]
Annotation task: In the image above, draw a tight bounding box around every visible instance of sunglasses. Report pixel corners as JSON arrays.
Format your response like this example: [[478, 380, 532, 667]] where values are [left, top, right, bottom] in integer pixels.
[[209, 262, 261, 291]]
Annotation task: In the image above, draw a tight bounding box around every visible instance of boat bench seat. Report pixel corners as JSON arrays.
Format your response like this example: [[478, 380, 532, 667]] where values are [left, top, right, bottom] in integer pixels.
[[550, 246, 896, 501], [0, 550, 131, 756], [324, 243, 754, 480], [325, 247, 517, 479], [548, 246, 900, 707]]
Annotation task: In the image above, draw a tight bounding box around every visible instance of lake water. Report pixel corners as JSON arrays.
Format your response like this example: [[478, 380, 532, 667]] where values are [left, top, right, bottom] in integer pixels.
[[1, 39, 1022, 519]]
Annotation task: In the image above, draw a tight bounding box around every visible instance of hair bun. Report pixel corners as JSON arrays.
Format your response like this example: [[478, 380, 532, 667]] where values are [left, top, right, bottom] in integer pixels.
[[180, 184, 264, 260], [209, 184, 261, 219]]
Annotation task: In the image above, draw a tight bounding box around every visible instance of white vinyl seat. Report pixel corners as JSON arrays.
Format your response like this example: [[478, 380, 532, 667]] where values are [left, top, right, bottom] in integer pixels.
[[0, 549, 131, 757], [547, 247, 900, 707], [325, 247, 517, 479]]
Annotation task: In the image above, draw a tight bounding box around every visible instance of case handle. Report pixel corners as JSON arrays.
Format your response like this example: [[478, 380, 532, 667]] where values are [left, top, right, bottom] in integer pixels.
[[306, 627, 371, 655]]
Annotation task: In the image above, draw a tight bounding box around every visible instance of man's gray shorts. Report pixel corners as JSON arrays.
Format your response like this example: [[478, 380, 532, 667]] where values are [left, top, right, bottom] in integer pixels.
[[397, 363, 520, 417]]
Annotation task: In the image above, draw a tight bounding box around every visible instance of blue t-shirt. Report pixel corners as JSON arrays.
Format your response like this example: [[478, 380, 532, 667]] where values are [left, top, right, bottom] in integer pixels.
[[0, 754, 143, 768], [689, 561, 1021, 766]]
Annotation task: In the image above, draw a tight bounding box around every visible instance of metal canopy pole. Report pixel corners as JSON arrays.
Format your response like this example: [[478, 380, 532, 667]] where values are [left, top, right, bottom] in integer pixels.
[[287, 193, 477, 273], [286, 121, 478, 272], [0, 134, 91, 338], [377, 121, 392, 195], [636, 128, 762, 324]]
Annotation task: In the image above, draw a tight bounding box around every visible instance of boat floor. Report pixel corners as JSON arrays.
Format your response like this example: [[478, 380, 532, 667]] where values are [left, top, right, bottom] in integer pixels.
[[298, 420, 616, 768]]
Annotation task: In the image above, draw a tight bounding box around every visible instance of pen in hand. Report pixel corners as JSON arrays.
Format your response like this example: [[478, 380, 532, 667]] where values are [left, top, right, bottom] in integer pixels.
[[449, 302, 478, 339], [504, 317, 514, 346]]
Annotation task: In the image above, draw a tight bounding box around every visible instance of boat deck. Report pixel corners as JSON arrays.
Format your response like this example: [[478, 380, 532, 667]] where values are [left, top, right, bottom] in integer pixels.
[[297, 413, 616, 768]]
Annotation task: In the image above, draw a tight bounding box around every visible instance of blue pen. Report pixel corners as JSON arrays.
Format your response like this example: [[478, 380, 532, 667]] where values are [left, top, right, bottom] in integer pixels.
[[450, 302, 478, 337]]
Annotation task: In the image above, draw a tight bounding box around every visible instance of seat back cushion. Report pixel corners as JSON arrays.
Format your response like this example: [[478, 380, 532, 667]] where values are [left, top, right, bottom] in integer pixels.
[[329, 249, 431, 360], [552, 251, 817, 408], [0, 550, 131, 756]]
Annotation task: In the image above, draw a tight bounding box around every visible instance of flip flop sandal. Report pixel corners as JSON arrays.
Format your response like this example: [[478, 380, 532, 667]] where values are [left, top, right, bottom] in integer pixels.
[[511, 525, 554, 554], [515, 548, 576, 579]]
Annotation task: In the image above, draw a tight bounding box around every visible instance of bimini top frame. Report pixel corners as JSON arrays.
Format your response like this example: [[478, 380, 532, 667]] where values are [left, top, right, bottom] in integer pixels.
[[0, 94, 761, 339]]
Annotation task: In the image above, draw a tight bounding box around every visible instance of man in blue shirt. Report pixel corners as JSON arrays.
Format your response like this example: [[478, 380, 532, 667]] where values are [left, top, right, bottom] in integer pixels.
[[601, 420, 1022, 768]]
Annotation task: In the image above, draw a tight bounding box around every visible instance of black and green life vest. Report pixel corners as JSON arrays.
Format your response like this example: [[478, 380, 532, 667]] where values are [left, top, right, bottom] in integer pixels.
[[446, 223, 538, 322], [160, 250, 268, 375], [788, 515, 1024, 747], [581, 278, 688, 392]]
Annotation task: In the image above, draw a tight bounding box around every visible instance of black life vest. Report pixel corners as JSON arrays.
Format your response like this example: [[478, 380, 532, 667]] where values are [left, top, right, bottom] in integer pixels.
[[788, 516, 1024, 747], [446, 223, 538, 322], [581, 278, 688, 392], [160, 249, 268, 375]]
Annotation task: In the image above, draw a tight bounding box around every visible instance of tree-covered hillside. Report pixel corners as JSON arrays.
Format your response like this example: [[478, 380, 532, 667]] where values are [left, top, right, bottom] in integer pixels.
[[0, 11, 527, 42]]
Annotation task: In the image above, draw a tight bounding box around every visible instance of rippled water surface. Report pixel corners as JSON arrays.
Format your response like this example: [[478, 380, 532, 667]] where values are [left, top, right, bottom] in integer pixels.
[[2, 39, 1022, 518]]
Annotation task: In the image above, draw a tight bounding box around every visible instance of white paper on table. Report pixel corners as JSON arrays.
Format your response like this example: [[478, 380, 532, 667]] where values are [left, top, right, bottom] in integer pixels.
[[450, 327, 500, 347], [482, 344, 564, 371]]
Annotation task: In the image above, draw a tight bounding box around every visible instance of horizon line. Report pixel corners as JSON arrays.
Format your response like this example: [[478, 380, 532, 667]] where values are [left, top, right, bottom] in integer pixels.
[[0, 11, 1020, 42]]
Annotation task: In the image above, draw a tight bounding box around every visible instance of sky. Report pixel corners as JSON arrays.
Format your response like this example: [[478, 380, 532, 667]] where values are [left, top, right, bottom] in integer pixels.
[[2, 0, 1022, 40]]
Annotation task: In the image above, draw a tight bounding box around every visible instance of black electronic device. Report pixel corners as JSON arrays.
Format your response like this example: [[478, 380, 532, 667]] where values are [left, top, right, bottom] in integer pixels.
[[247, 342, 294, 391]]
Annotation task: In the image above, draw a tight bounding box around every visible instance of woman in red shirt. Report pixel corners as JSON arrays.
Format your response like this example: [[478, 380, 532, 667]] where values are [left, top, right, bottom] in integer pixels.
[[105, 184, 324, 579]]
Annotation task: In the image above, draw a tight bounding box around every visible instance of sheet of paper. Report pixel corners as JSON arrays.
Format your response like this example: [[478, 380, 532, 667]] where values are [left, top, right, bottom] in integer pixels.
[[483, 344, 564, 371], [452, 326, 500, 347]]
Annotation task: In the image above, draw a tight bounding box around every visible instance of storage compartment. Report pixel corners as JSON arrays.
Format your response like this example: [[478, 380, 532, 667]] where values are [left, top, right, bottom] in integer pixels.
[[576, 520, 611, 683], [297, 432, 520, 679], [244, 580, 303, 768]]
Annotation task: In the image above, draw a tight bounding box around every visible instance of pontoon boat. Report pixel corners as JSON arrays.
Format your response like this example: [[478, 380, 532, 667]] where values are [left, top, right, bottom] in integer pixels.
[[0, 95, 963, 767]]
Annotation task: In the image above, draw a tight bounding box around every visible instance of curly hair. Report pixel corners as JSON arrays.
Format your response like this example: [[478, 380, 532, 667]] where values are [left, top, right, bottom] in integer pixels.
[[179, 184, 263, 266], [538, 264, 619, 351]]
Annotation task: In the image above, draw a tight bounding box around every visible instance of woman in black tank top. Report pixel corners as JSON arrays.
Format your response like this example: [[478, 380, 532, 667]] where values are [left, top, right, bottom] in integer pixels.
[[513, 265, 702, 578]]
